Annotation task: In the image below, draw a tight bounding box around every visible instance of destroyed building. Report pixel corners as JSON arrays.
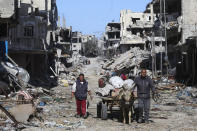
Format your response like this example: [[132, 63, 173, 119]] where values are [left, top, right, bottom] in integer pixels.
[[177, 0, 197, 85], [102, 0, 197, 85], [146, 0, 197, 85], [104, 22, 121, 58], [0, 0, 58, 81], [145, 0, 181, 68], [55, 26, 72, 55], [71, 31, 82, 54], [71, 31, 83, 65], [120, 10, 155, 53], [97, 37, 106, 57], [82, 35, 97, 57], [81, 35, 95, 53], [82, 35, 96, 44], [54, 26, 72, 72]]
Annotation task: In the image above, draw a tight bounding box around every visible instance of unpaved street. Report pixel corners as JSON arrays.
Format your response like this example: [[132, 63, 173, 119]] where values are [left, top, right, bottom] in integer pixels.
[[75, 58, 197, 131], [23, 58, 197, 131]]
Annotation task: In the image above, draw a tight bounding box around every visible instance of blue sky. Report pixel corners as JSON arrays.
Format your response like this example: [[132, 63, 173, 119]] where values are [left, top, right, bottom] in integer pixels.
[[57, 0, 152, 36]]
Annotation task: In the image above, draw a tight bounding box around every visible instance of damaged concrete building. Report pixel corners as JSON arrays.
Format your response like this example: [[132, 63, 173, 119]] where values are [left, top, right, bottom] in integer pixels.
[[97, 37, 105, 57], [0, 0, 58, 82], [82, 35, 96, 44], [55, 26, 72, 55], [54, 26, 72, 72], [82, 35, 97, 56], [120, 10, 155, 53], [146, 0, 197, 85], [71, 31, 82, 54], [102, 0, 197, 86], [71, 31, 83, 65], [103, 8, 165, 67], [177, 0, 197, 85], [104, 22, 121, 58]]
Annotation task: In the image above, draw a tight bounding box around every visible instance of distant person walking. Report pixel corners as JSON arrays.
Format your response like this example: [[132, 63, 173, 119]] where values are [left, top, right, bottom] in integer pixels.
[[71, 74, 93, 119]]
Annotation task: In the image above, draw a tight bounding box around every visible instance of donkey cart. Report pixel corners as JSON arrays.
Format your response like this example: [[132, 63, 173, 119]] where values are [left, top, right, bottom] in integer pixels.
[[97, 97, 119, 120], [97, 96, 136, 124]]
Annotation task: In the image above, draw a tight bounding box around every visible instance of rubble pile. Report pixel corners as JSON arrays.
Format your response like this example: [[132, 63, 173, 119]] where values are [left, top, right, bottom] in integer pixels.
[[102, 47, 151, 76], [154, 77, 197, 107], [0, 59, 87, 130], [0, 83, 87, 130], [58, 63, 85, 86]]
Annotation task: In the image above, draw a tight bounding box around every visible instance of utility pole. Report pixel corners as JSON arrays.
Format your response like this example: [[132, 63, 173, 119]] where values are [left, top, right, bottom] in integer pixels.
[[151, 32, 156, 78], [160, 0, 163, 77], [163, 0, 169, 76], [150, 3, 157, 78], [196, 23, 197, 48]]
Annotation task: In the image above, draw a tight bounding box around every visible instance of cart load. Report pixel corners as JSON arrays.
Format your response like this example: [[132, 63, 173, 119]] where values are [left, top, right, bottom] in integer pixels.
[[96, 76, 136, 97]]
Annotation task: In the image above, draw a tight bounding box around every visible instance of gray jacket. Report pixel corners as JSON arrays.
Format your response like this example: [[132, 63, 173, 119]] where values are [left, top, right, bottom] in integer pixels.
[[134, 76, 155, 98]]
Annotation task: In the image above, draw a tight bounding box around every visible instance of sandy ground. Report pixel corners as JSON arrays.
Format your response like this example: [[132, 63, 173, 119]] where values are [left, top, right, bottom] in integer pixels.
[[23, 58, 197, 131]]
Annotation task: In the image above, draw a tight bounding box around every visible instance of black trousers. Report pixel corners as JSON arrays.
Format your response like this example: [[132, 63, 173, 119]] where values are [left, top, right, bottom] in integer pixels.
[[138, 98, 150, 120]]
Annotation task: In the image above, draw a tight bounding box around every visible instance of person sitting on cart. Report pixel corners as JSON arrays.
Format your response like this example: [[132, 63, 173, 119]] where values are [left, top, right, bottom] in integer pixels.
[[105, 71, 110, 82], [111, 68, 118, 77]]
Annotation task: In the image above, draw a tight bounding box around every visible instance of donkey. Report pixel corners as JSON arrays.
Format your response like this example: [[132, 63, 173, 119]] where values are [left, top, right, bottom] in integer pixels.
[[118, 84, 135, 124]]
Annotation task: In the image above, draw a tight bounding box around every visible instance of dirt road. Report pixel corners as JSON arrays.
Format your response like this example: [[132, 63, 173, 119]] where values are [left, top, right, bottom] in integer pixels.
[[24, 58, 197, 131], [78, 58, 197, 131]]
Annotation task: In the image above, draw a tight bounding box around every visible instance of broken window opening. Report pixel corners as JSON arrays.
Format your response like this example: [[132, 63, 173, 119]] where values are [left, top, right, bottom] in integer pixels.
[[55, 35, 59, 42], [108, 32, 120, 39], [24, 26, 34, 37], [149, 16, 151, 21], [72, 38, 78, 43], [60, 30, 71, 42], [132, 18, 140, 24], [0, 23, 8, 37], [110, 42, 114, 46], [130, 28, 143, 36], [79, 38, 82, 43]]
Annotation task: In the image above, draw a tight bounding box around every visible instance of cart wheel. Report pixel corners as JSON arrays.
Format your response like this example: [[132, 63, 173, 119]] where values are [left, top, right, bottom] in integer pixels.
[[97, 102, 102, 118], [101, 103, 108, 120]]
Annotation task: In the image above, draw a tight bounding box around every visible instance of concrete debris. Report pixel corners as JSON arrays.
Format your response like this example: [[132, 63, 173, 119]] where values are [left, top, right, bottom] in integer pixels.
[[0, 59, 84, 130], [44, 120, 84, 129], [58, 65, 85, 86], [102, 47, 150, 76], [177, 87, 197, 100], [156, 82, 184, 91], [0, 81, 10, 97], [7, 104, 35, 123], [0, 61, 30, 90]]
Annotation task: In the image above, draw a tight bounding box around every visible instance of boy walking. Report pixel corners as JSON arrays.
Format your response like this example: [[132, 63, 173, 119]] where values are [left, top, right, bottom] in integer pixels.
[[71, 74, 92, 119]]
